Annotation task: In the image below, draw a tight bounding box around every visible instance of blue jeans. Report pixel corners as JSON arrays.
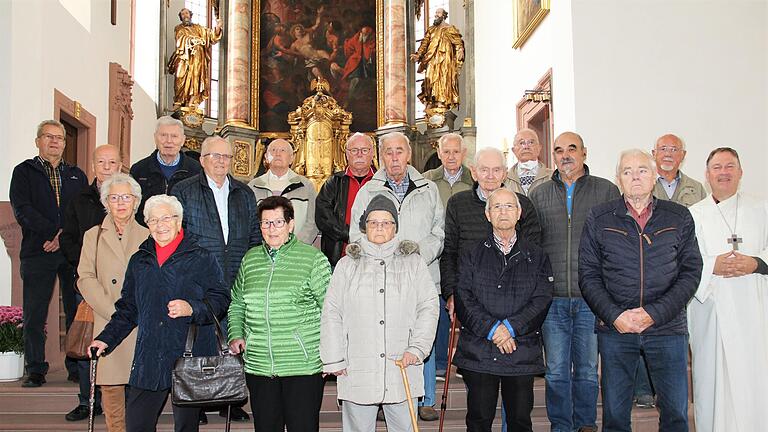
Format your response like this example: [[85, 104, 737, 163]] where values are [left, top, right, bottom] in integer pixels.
[[598, 332, 689, 432], [542, 297, 598, 431], [419, 345, 436, 407], [633, 356, 654, 398], [435, 297, 450, 372]]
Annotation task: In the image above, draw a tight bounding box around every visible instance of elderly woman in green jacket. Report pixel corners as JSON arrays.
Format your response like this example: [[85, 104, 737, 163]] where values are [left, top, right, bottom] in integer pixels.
[[228, 195, 331, 432]]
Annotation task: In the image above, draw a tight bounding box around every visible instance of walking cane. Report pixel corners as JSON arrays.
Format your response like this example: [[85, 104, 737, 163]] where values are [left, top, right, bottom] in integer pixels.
[[394, 359, 420, 432], [88, 347, 99, 432], [439, 317, 459, 432]]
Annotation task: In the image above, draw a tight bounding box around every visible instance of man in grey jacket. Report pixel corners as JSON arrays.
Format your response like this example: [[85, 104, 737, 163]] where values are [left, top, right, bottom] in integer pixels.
[[350, 131, 444, 421], [529, 132, 620, 432]]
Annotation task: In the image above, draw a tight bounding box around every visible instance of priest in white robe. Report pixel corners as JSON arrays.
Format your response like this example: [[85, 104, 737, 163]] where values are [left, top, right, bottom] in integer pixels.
[[688, 147, 768, 432]]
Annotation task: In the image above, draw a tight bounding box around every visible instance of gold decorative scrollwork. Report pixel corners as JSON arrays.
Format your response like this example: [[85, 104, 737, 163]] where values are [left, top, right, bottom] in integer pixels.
[[232, 140, 252, 177]]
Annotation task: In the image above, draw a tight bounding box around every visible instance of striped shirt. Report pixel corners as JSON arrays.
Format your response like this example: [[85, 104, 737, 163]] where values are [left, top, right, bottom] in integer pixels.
[[37, 156, 62, 207]]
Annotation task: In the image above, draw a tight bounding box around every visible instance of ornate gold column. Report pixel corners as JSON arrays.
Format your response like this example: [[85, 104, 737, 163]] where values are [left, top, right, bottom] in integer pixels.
[[224, 0, 251, 125], [381, 0, 407, 126]]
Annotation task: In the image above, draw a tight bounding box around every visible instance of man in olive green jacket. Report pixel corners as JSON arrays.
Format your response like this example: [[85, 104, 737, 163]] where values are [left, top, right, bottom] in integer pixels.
[[423, 133, 474, 208], [652, 134, 707, 208], [506, 128, 553, 196]]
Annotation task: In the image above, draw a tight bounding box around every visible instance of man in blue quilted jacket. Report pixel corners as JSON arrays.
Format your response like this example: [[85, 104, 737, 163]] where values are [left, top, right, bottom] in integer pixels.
[[579, 149, 702, 432]]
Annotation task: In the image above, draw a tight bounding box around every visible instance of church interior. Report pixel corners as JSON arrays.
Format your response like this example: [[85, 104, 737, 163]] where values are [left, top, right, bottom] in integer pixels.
[[0, 0, 766, 429]]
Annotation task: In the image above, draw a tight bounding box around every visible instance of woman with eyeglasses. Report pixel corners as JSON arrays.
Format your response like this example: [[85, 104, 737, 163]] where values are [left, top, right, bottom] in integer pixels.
[[320, 194, 439, 431], [89, 193, 230, 432], [78, 173, 147, 431], [227, 195, 331, 432]]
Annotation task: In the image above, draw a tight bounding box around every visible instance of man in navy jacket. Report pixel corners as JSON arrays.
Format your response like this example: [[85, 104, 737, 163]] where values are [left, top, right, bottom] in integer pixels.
[[579, 149, 702, 432], [9, 120, 88, 387]]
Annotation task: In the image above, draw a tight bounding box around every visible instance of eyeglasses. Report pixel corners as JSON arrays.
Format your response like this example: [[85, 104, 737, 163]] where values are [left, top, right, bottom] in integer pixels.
[[658, 146, 681, 154], [261, 219, 287, 229], [146, 215, 178, 226], [490, 203, 518, 212], [347, 147, 372, 156], [366, 220, 396, 229], [202, 152, 233, 161], [107, 194, 136, 203], [39, 133, 65, 142], [515, 139, 537, 148]]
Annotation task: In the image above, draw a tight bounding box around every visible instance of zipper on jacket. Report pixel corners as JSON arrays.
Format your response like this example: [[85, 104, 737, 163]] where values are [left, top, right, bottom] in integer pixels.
[[631, 222, 646, 307], [293, 330, 309, 360], [265, 258, 277, 376], [566, 214, 572, 297]]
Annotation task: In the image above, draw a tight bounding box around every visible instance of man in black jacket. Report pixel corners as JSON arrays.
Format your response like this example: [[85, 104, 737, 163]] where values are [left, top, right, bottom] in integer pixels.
[[579, 149, 701, 432], [9, 120, 88, 388], [441, 147, 541, 318], [454, 188, 553, 431], [315, 133, 375, 266], [528, 132, 620, 432], [171, 136, 260, 423], [130, 116, 200, 225], [59, 144, 122, 421]]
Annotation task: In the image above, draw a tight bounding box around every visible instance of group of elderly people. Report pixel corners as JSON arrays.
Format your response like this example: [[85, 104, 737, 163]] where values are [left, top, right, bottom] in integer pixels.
[[13, 115, 730, 432]]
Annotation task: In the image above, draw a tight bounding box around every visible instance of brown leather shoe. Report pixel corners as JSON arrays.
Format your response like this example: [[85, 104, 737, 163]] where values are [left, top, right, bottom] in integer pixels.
[[418, 406, 439, 421]]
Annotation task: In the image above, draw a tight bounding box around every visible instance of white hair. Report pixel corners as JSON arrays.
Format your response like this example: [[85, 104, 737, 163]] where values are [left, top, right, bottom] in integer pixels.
[[200, 135, 231, 155], [154, 116, 184, 134], [378, 132, 411, 153], [100, 173, 142, 215], [484, 188, 520, 212], [438, 133, 465, 151], [143, 194, 184, 224], [474, 147, 507, 170], [615, 148, 656, 179], [345, 132, 375, 149]]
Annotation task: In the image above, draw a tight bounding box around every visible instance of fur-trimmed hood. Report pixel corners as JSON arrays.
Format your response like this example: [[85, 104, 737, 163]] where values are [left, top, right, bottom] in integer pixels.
[[345, 239, 420, 260]]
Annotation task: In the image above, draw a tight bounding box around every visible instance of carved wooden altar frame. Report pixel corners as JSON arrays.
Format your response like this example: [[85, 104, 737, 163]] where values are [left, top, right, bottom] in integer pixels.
[[250, 0, 386, 135]]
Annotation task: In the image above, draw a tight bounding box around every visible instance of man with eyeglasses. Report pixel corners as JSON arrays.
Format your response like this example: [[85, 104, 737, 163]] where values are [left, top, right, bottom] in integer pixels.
[[349, 131, 445, 421], [130, 116, 201, 226], [10, 120, 88, 388], [652, 134, 706, 208], [171, 136, 260, 424], [315, 133, 376, 267], [453, 188, 553, 431], [249, 138, 319, 244], [507, 128, 553, 196], [528, 132, 620, 432], [59, 144, 122, 420]]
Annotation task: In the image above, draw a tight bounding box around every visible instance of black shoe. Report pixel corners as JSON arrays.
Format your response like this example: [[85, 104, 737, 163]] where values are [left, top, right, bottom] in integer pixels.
[[376, 406, 385, 421], [220, 406, 250, 422], [635, 394, 656, 409], [65, 405, 102, 421], [67, 372, 79, 383], [198, 411, 208, 425], [21, 373, 46, 388]]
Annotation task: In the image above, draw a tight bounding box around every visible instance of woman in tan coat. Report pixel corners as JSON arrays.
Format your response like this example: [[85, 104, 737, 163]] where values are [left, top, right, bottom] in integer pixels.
[[78, 173, 148, 431]]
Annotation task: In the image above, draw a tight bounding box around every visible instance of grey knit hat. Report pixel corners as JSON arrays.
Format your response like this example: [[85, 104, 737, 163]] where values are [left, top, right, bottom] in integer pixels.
[[359, 194, 399, 233]]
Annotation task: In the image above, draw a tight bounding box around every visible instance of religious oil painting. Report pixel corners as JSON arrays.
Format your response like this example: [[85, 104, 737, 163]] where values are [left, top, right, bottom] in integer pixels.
[[513, 0, 550, 49], [259, 0, 378, 133]]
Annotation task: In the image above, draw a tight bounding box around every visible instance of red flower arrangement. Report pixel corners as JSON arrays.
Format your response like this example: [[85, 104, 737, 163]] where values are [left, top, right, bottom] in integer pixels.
[[0, 306, 23, 354]]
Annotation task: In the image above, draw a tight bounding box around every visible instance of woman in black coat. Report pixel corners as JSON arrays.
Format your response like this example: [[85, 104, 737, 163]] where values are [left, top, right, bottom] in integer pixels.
[[90, 194, 230, 432]]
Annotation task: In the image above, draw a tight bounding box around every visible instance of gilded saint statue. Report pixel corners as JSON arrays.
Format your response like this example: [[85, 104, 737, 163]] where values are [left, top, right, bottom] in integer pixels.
[[289, 78, 353, 191], [168, 8, 222, 112], [410, 8, 465, 127]]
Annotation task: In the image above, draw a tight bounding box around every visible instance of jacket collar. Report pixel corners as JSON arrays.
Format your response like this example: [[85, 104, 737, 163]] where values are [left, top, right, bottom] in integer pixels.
[[138, 230, 199, 258], [250, 169, 304, 190], [482, 232, 533, 261], [262, 232, 298, 257], [371, 165, 426, 185], [147, 149, 196, 175], [551, 164, 592, 186], [197, 172, 239, 192]]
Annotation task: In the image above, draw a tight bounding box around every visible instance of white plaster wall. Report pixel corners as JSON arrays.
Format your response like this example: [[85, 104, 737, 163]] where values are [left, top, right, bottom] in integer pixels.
[[474, 0, 577, 154], [570, 0, 768, 196], [0, 0, 160, 303]]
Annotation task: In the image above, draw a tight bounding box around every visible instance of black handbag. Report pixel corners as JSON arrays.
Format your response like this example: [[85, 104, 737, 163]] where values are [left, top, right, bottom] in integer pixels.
[[171, 301, 248, 408]]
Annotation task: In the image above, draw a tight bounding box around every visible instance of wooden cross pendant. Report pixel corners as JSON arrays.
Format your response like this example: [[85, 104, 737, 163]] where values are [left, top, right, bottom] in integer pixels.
[[727, 233, 743, 251]]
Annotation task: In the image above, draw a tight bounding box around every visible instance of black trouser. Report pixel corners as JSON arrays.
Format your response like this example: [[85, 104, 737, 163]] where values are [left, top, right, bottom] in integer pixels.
[[461, 369, 535, 432], [125, 386, 200, 432], [245, 373, 324, 432], [20, 252, 77, 375]]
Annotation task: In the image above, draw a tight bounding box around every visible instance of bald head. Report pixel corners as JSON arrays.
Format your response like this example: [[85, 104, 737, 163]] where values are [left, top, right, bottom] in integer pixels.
[[92, 144, 122, 183], [653, 134, 687, 174], [266, 139, 294, 175]]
